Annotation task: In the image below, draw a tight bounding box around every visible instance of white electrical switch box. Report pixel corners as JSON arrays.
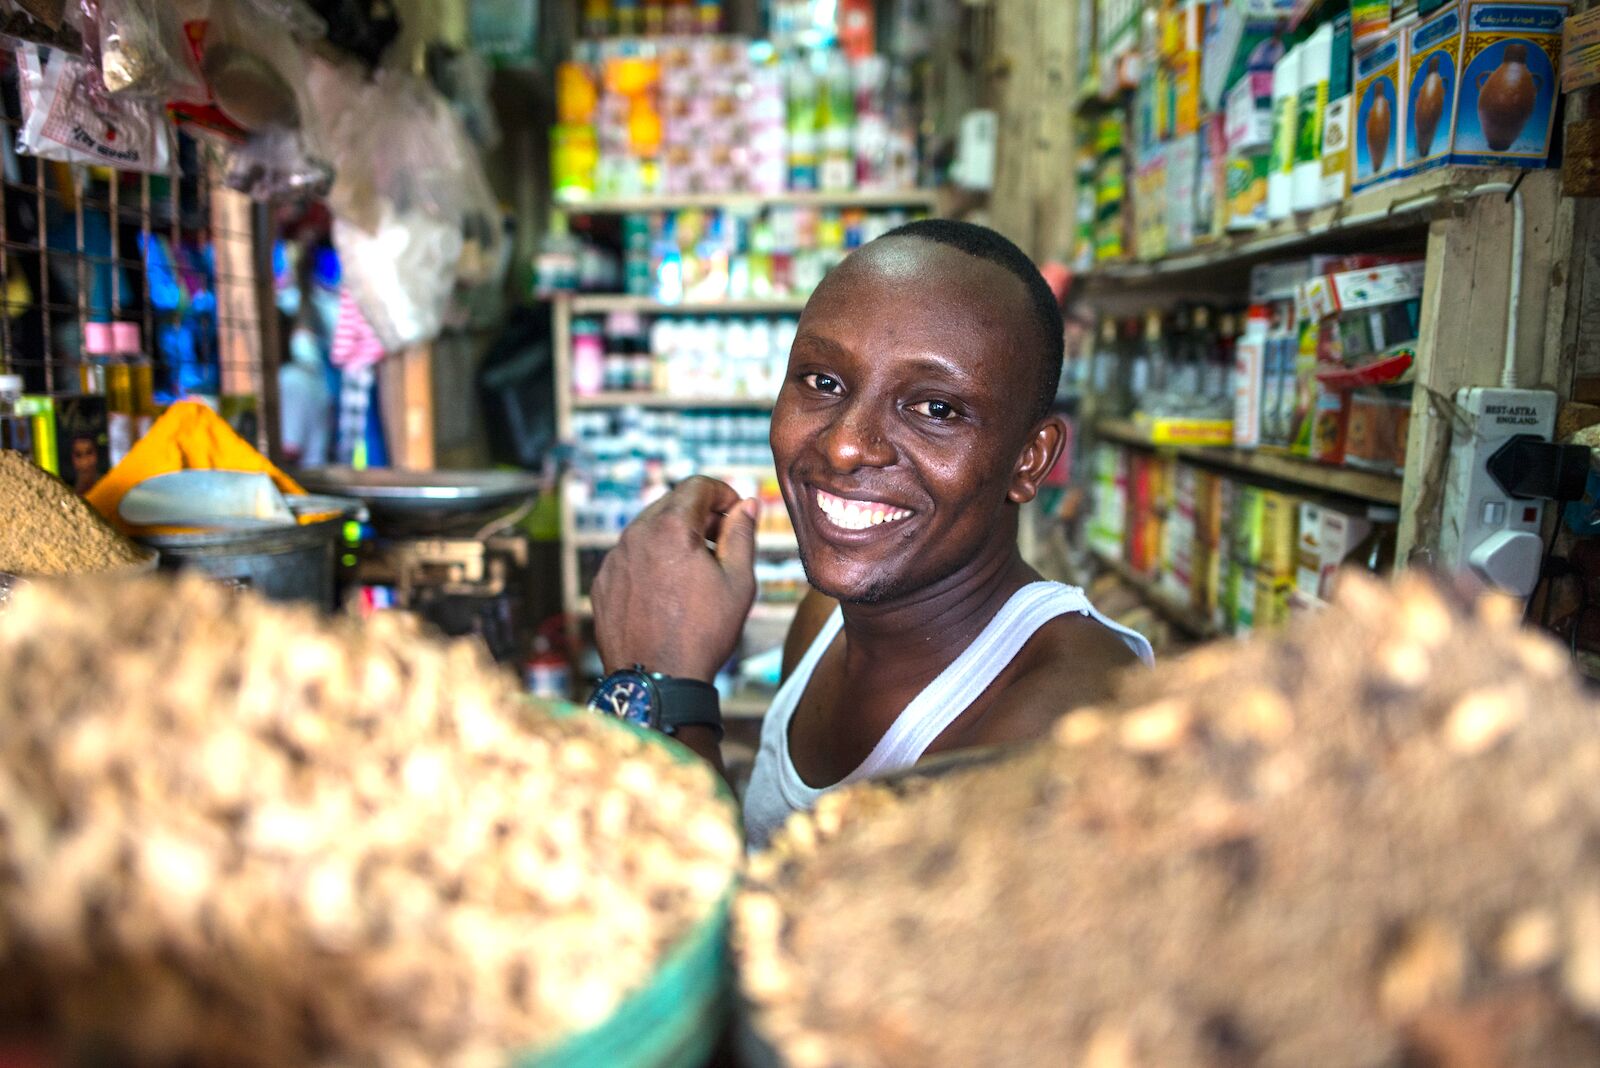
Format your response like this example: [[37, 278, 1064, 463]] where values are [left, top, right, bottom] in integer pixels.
[[1439, 387, 1558, 597]]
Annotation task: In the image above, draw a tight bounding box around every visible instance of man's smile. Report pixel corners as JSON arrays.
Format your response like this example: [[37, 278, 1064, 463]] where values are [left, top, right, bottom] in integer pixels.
[[805, 486, 917, 541]]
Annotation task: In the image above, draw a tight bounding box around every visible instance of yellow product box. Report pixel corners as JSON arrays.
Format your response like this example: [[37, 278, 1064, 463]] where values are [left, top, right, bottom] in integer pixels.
[[1352, 30, 1405, 192], [1402, 2, 1466, 173], [1174, 50, 1202, 135], [1453, 0, 1569, 167], [1259, 490, 1300, 577], [1255, 569, 1294, 630], [1133, 414, 1235, 446]]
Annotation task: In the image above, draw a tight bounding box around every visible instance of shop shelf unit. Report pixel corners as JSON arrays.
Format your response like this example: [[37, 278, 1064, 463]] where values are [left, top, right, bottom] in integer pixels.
[[1069, 166, 1578, 628]]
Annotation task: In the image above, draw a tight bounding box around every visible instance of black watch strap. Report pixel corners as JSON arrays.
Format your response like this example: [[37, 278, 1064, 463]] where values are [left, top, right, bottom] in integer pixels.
[[651, 675, 725, 742]]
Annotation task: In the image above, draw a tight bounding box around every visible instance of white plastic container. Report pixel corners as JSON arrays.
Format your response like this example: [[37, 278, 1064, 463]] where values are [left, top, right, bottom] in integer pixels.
[[1267, 45, 1302, 222], [1293, 25, 1333, 211]]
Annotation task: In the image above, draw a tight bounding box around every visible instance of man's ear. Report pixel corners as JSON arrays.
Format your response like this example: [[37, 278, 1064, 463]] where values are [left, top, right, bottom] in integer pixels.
[[1008, 414, 1068, 504]]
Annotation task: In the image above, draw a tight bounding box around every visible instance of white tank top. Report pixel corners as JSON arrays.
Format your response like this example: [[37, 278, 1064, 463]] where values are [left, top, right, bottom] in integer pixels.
[[742, 581, 1153, 849]]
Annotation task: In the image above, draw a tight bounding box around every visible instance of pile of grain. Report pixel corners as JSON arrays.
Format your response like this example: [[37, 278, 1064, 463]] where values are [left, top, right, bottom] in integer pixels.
[[0, 450, 145, 576], [0, 575, 740, 1067], [738, 573, 1600, 1067]]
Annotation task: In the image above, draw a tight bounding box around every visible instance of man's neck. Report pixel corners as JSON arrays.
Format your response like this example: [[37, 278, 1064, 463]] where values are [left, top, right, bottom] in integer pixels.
[[835, 542, 1037, 688]]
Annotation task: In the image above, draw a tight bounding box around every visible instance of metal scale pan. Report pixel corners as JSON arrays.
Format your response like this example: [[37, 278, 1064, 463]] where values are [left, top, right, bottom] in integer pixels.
[[293, 467, 543, 537]]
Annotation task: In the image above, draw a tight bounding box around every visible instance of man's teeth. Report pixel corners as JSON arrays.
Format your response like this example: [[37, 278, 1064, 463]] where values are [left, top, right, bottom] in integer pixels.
[[815, 489, 911, 531]]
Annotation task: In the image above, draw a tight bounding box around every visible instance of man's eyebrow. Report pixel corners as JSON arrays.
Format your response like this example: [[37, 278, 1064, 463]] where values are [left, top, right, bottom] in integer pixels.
[[789, 331, 849, 357], [898, 354, 978, 386]]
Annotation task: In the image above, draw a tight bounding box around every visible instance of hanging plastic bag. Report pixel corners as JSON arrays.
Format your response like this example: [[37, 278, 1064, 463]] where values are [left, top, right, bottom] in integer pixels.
[[92, 0, 207, 101], [318, 68, 498, 351], [15, 42, 174, 174], [222, 127, 334, 200]]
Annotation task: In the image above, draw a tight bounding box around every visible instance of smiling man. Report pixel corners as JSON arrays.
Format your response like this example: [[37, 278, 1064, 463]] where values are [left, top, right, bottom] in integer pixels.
[[588, 220, 1152, 847]]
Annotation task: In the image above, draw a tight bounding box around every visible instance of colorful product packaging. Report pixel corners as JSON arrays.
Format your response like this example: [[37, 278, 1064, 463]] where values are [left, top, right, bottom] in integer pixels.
[[1318, 504, 1376, 597], [1295, 500, 1325, 598], [1267, 44, 1301, 220], [1260, 490, 1300, 577], [1166, 132, 1201, 251], [1403, 3, 1465, 172], [1352, 31, 1406, 191], [1225, 70, 1276, 149], [1453, 0, 1568, 166], [1322, 11, 1355, 203], [1226, 150, 1271, 229], [1293, 23, 1334, 211], [1353, 0, 1394, 51]]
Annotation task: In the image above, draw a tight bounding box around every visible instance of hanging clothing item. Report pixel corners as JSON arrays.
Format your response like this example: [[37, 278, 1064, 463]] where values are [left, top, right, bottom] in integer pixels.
[[742, 582, 1154, 850], [330, 288, 385, 465]]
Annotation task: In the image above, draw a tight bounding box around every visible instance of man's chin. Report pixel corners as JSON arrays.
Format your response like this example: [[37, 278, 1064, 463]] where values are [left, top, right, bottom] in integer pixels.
[[798, 554, 900, 606]]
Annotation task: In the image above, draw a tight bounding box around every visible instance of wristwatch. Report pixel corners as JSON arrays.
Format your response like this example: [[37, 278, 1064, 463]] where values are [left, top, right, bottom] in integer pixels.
[[588, 666, 725, 742]]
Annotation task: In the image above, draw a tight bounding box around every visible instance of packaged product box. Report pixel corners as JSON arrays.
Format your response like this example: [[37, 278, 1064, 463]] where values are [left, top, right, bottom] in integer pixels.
[[1403, 3, 1465, 172], [1453, 0, 1568, 166], [1134, 148, 1171, 260], [53, 394, 110, 496], [1234, 562, 1259, 633], [1318, 504, 1376, 596], [1226, 70, 1276, 150], [1311, 384, 1351, 463], [1233, 484, 1267, 567], [1255, 568, 1293, 630], [1296, 500, 1325, 597], [1293, 23, 1334, 211], [1175, 50, 1203, 135], [1226, 149, 1271, 230], [1194, 470, 1224, 614], [1260, 490, 1300, 576], [1233, 309, 1268, 447], [16, 395, 56, 474], [1353, 0, 1395, 52], [1166, 132, 1201, 251], [1197, 114, 1228, 240], [1322, 12, 1355, 203], [1352, 31, 1406, 191], [1088, 444, 1128, 560], [1214, 477, 1238, 632]]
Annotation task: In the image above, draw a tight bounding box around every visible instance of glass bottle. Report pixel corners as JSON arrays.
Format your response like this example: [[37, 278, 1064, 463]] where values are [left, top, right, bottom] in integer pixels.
[[0, 373, 33, 457], [114, 322, 157, 439]]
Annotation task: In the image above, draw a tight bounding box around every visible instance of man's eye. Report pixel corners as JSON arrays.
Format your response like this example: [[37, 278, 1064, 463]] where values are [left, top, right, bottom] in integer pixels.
[[910, 399, 958, 420], [802, 373, 842, 393]]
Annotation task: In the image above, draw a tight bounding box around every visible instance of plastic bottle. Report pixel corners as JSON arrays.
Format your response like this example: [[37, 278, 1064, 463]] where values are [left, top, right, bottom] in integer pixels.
[[1233, 305, 1270, 448], [1267, 45, 1302, 222], [0, 374, 33, 457], [85, 322, 134, 465], [573, 318, 605, 397]]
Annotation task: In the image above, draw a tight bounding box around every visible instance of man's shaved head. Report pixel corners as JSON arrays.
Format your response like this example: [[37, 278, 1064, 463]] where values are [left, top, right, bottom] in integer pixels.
[[877, 219, 1064, 424]]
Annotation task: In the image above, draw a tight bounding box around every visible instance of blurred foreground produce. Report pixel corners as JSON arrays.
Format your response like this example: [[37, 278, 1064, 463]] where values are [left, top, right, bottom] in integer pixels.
[[738, 573, 1600, 1068], [0, 575, 740, 1067]]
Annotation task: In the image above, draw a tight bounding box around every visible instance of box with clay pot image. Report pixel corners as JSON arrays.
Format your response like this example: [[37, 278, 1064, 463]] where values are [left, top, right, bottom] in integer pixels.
[[1352, 31, 1406, 192], [1402, 3, 1465, 172], [1452, 0, 1568, 166]]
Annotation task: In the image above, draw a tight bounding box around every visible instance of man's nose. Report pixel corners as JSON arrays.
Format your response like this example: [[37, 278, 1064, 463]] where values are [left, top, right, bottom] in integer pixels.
[[819, 399, 896, 471]]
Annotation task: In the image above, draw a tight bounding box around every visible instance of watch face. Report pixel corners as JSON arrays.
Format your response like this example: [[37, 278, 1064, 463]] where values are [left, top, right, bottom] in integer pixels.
[[588, 670, 656, 729]]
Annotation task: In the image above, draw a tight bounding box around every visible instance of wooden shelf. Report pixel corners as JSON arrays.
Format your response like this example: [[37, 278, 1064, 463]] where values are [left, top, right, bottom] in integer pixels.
[[572, 392, 776, 409], [568, 294, 810, 314], [1082, 166, 1522, 286], [555, 188, 940, 213], [1091, 549, 1219, 640], [1095, 419, 1404, 505]]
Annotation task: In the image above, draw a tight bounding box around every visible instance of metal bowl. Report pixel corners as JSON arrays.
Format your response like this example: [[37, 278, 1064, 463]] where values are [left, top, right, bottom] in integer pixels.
[[292, 467, 542, 536]]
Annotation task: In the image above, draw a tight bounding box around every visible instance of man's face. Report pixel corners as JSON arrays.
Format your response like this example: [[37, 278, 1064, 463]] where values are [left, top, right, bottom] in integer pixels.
[[770, 238, 1046, 604]]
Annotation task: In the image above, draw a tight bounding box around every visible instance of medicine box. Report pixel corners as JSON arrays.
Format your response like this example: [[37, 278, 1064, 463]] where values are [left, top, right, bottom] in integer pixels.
[[1452, 0, 1568, 167], [1353, 31, 1405, 192], [1402, 2, 1465, 173]]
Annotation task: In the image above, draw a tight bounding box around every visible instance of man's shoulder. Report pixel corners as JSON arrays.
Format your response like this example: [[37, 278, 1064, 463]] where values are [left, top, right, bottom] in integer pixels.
[[942, 612, 1144, 750]]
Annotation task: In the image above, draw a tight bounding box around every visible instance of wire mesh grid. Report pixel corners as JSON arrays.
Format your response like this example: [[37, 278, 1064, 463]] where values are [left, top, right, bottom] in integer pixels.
[[0, 51, 276, 457]]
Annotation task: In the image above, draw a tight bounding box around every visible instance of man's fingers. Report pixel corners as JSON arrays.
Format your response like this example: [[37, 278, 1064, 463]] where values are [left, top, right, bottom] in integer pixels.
[[714, 497, 760, 574], [663, 475, 743, 539]]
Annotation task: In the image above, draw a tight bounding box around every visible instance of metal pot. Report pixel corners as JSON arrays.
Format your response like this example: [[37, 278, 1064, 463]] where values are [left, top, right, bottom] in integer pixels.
[[138, 505, 358, 610]]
